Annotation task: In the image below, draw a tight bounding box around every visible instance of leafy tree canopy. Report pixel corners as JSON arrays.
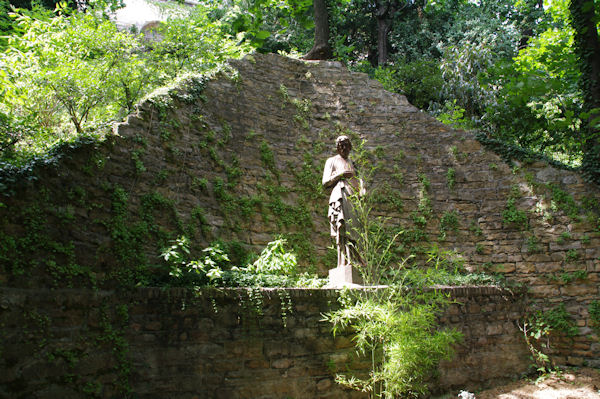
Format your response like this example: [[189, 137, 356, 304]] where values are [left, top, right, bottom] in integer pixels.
[[1, 0, 599, 180]]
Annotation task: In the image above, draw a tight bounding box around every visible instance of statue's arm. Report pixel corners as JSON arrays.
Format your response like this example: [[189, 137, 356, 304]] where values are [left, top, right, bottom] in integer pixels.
[[323, 157, 355, 189], [322, 158, 336, 189]]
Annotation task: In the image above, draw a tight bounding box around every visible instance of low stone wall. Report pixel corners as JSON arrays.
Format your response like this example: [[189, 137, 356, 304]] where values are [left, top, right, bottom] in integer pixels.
[[0, 286, 529, 398]]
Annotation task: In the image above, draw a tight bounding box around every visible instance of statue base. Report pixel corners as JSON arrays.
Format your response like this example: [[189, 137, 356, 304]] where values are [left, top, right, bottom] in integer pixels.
[[327, 265, 362, 288]]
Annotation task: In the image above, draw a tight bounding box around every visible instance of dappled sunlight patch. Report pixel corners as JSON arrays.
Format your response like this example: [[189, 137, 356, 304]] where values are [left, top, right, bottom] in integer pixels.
[[477, 368, 600, 399]]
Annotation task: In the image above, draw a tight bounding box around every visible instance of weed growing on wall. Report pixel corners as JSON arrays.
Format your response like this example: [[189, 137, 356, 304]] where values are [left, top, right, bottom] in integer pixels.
[[589, 301, 600, 335], [446, 167, 456, 190], [0, 188, 96, 287], [526, 235, 541, 253], [439, 211, 459, 240], [502, 186, 529, 230], [544, 270, 587, 284], [162, 236, 228, 285], [520, 303, 579, 373], [98, 303, 132, 396]]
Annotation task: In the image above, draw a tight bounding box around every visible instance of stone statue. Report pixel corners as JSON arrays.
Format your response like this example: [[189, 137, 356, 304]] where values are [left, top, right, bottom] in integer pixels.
[[322, 135, 365, 284]]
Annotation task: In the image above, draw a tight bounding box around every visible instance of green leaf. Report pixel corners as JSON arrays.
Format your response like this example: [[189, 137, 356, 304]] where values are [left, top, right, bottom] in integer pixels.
[[254, 30, 271, 40]]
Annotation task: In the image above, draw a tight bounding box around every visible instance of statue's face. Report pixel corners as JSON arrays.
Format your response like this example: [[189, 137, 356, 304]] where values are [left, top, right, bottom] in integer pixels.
[[337, 140, 351, 158]]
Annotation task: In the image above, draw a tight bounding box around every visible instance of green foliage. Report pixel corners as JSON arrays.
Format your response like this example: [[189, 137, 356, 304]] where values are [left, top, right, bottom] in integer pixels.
[[565, 248, 580, 263], [446, 167, 456, 190], [162, 236, 228, 285], [3, 10, 142, 139], [401, 244, 505, 287], [324, 288, 462, 398], [0, 4, 246, 167], [367, 60, 444, 110], [223, 237, 324, 288], [0, 1, 14, 49], [545, 270, 587, 284], [245, 238, 297, 275], [557, 231, 572, 244], [259, 139, 278, 176], [547, 183, 580, 220], [588, 301, 600, 334], [481, 25, 583, 165], [526, 235, 541, 253], [521, 303, 579, 373], [325, 156, 484, 397], [160, 236, 324, 289], [469, 221, 483, 236], [3, 0, 597, 184], [503, 197, 529, 230], [439, 210, 459, 240], [101, 186, 185, 286], [371, 183, 403, 214], [97, 303, 131, 395], [212, 0, 312, 52], [475, 243, 484, 254], [0, 191, 95, 287], [537, 304, 579, 338], [436, 100, 476, 130]]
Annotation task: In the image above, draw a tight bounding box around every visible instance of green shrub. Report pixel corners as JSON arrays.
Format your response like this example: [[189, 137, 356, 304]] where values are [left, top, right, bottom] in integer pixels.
[[324, 289, 462, 398], [245, 238, 297, 275], [162, 236, 228, 285], [371, 59, 444, 110]]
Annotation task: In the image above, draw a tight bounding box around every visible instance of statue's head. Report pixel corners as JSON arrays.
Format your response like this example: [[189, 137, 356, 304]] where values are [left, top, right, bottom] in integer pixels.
[[336, 135, 352, 158]]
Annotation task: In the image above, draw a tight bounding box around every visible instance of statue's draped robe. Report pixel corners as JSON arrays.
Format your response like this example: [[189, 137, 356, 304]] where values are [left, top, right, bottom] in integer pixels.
[[322, 155, 358, 240]]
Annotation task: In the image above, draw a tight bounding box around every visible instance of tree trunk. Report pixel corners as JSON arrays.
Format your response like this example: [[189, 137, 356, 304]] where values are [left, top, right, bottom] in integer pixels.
[[570, 0, 600, 180], [376, 16, 391, 66], [303, 0, 332, 60], [375, 0, 399, 66]]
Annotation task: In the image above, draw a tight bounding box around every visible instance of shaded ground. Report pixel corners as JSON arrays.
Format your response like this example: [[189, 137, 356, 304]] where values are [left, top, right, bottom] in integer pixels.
[[475, 368, 600, 399]]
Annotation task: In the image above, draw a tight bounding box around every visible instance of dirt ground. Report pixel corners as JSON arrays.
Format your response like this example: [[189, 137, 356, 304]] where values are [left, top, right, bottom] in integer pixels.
[[474, 368, 600, 399]]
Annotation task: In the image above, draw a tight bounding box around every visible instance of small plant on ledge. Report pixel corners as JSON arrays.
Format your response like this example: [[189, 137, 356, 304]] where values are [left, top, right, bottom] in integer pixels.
[[160, 236, 325, 289]]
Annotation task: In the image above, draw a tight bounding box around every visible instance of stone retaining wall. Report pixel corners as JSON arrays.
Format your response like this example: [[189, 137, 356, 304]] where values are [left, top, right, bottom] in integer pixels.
[[0, 53, 598, 374], [0, 286, 528, 398]]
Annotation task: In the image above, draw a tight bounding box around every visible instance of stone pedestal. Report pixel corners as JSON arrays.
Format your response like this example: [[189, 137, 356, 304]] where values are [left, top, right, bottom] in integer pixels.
[[328, 265, 362, 288]]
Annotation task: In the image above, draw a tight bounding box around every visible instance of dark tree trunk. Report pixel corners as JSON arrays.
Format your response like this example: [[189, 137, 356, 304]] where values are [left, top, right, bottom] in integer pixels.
[[303, 0, 332, 60], [375, 0, 394, 66], [570, 0, 600, 180], [518, 28, 534, 50], [376, 15, 391, 66]]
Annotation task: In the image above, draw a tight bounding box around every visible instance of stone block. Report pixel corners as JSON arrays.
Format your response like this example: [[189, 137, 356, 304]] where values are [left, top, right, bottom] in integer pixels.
[[484, 324, 503, 336], [516, 262, 536, 273], [245, 359, 269, 369], [316, 378, 332, 391], [560, 284, 598, 297], [566, 356, 584, 366], [494, 263, 516, 273], [327, 265, 362, 287], [272, 358, 293, 369], [529, 284, 560, 297], [535, 262, 563, 273]]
